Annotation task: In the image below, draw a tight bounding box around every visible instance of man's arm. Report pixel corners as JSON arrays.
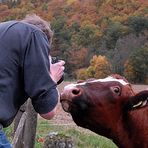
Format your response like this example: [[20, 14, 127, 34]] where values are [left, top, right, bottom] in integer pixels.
[[40, 59, 65, 120], [23, 30, 65, 119]]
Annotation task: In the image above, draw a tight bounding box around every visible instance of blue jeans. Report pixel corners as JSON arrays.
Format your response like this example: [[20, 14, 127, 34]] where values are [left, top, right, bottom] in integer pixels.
[[0, 129, 12, 148]]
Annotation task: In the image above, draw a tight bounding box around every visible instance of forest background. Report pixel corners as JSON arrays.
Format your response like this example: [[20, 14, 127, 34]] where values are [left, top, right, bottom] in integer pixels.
[[0, 0, 148, 84]]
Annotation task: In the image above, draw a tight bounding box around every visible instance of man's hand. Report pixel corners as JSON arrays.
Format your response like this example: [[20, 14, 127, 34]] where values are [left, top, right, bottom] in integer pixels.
[[49, 57, 65, 83], [40, 107, 57, 120]]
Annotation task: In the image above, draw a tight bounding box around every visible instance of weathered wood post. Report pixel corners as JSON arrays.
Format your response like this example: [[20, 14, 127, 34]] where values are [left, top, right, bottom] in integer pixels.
[[13, 99, 38, 148], [12, 112, 27, 148], [14, 103, 26, 133], [23, 99, 37, 148], [13, 103, 27, 148]]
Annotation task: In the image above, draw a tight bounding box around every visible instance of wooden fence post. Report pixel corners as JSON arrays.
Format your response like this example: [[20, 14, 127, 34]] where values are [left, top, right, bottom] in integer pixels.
[[12, 112, 27, 148], [13, 99, 37, 148], [23, 99, 37, 148]]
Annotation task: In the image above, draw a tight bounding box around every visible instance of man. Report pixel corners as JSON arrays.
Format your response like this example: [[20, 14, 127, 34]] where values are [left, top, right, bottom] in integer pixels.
[[0, 14, 65, 147]]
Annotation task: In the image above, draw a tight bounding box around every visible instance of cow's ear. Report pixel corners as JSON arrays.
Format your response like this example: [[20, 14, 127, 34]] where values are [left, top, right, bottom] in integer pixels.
[[124, 90, 148, 111]]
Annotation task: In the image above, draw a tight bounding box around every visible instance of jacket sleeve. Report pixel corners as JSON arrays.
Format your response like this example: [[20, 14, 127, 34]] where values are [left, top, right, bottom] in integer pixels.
[[23, 30, 58, 114]]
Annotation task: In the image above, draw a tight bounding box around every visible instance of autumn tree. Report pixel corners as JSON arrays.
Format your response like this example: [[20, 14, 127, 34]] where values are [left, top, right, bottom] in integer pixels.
[[77, 55, 112, 80], [110, 32, 147, 75], [89, 55, 111, 78], [124, 44, 148, 83], [124, 60, 135, 83], [0, 0, 147, 79], [69, 47, 89, 73], [76, 68, 88, 80]]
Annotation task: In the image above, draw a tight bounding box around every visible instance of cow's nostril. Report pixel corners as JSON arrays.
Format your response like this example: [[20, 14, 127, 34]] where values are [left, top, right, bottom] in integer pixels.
[[72, 88, 80, 95]]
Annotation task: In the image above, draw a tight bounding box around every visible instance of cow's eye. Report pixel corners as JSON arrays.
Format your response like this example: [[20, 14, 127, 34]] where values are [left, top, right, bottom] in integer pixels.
[[111, 86, 121, 96]]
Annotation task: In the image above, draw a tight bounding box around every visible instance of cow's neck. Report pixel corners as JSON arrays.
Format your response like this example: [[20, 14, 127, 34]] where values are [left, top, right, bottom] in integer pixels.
[[93, 116, 134, 148], [111, 117, 134, 148], [109, 112, 146, 148]]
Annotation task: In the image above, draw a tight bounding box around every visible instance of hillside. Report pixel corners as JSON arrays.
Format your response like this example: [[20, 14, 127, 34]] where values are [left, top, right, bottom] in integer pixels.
[[0, 0, 148, 82]]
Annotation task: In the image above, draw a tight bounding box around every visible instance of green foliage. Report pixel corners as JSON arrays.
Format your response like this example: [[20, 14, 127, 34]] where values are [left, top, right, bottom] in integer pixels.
[[51, 16, 72, 58], [102, 21, 129, 50], [51, 16, 66, 33], [52, 16, 72, 47], [42, 3, 48, 11], [73, 24, 100, 48], [124, 44, 148, 83], [128, 16, 148, 35], [70, 21, 80, 32]]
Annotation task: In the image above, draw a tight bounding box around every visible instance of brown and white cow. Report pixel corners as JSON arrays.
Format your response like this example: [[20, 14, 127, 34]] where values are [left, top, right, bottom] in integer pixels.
[[60, 74, 148, 148]]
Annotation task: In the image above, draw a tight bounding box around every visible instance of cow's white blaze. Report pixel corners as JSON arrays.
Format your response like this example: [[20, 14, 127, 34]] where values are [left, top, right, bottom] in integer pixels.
[[64, 76, 129, 91]]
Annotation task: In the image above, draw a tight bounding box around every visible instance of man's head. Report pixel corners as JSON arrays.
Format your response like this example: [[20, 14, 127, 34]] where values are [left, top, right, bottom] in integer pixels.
[[21, 14, 53, 45]]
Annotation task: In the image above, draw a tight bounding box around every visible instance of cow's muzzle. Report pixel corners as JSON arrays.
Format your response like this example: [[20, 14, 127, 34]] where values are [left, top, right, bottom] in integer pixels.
[[60, 87, 82, 112]]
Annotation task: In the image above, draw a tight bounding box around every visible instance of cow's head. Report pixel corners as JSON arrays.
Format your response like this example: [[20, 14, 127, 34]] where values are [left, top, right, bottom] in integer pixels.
[[60, 74, 148, 136]]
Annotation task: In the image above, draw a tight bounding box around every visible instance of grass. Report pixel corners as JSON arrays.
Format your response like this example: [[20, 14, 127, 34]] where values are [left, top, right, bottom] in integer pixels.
[[3, 116, 117, 148], [3, 125, 13, 142], [35, 120, 117, 148]]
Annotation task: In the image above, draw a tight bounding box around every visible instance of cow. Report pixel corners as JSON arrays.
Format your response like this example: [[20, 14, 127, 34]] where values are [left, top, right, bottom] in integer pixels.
[[60, 74, 148, 148]]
